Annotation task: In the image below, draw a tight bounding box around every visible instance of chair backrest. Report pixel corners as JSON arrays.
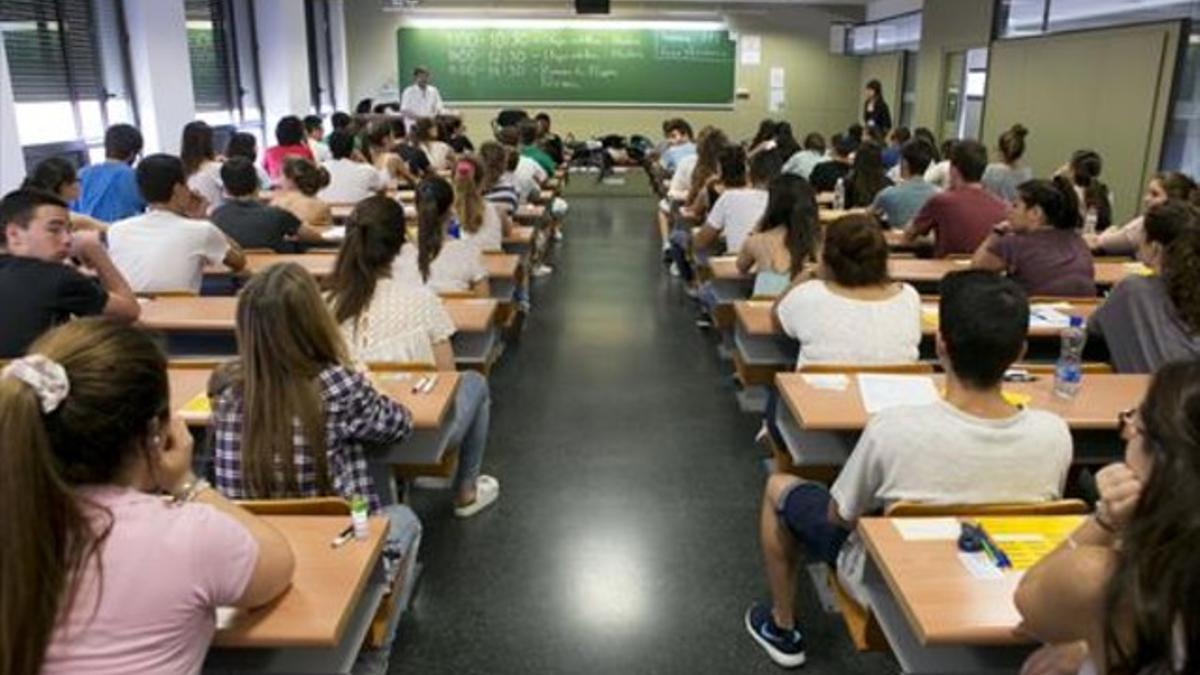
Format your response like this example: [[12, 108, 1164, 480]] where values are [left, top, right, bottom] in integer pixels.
[[885, 499, 1089, 517], [140, 290, 199, 298], [1018, 362, 1113, 375], [801, 362, 935, 374], [367, 361, 436, 373], [1029, 296, 1101, 306], [237, 497, 351, 516]]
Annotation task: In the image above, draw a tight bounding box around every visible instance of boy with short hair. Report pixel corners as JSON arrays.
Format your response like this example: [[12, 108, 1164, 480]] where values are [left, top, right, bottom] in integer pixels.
[[73, 124, 146, 222], [0, 190, 140, 357], [745, 270, 1073, 668], [211, 158, 325, 253], [318, 130, 385, 204], [304, 114, 332, 163], [517, 119, 557, 175], [872, 139, 939, 228], [904, 139, 1008, 257], [658, 119, 696, 175], [107, 154, 246, 294], [808, 133, 855, 193]]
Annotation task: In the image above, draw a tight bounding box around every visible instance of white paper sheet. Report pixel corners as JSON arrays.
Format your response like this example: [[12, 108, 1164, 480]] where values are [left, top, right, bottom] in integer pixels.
[[740, 35, 762, 65], [769, 67, 785, 88], [1029, 304, 1072, 329], [857, 374, 939, 414], [892, 517, 960, 541], [768, 88, 785, 112], [322, 225, 346, 242], [957, 552, 1005, 580], [801, 373, 850, 391]]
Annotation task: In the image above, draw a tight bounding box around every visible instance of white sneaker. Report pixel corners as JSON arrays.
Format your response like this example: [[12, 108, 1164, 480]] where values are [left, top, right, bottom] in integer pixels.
[[454, 475, 500, 518], [533, 264, 554, 277], [669, 262, 680, 277]]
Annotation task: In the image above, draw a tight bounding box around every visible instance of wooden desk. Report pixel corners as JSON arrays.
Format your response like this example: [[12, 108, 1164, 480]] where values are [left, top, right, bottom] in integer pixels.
[[204, 515, 388, 674], [483, 252, 520, 303], [707, 256, 754, 304], [503, 225, 534, 256], [331, 201, 543, 224], [889, 258, 1142, 292]]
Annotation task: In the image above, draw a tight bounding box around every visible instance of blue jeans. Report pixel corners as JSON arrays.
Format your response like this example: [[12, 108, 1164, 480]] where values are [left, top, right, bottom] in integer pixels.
[[669, 228, 695, 282], [446, 370, 490, 492]]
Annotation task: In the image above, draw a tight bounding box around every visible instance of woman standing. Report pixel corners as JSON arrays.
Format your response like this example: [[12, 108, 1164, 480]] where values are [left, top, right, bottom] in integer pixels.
[[863, 79, 893, 134]]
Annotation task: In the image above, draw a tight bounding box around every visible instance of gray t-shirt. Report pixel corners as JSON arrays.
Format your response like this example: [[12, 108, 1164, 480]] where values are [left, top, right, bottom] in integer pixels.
[[872, 177, 939, 228], [982, 163, 1033, 204], [1090, 275, 1200, 374]]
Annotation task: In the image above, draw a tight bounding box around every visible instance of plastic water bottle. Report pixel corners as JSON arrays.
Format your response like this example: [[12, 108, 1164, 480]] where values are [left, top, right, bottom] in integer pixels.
[[833, 177, 846, 210], [1083, 208, 1099, 236], [1053, 316, 1087, 399], [350, 495, 370, 540]]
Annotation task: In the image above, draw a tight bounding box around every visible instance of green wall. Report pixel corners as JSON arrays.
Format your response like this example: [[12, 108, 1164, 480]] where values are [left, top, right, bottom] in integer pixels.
[[913, 0, 995, 133]]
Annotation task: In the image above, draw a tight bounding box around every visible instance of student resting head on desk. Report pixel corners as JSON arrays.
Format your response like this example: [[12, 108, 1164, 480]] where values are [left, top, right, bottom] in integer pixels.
[[736, 173, 820, 298], [393, 176, 489, 296], [324, 196, 499, 517], [747, 269, 1074, 668], [1015, 358, 1200, 675], [0, 319, 294, 675]]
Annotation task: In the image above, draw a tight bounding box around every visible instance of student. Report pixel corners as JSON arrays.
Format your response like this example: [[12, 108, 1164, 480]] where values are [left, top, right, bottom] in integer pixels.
[[904, 140, 1008, 258], [0, 190, 139, 357], [1088, 171, 1198, 256], [981, 124, 1032, 204], [534, 112, 565, 166], [304, 114, 332, 163], [454, 155, 506, 252], [73, 123, 145, 222], [502, 126, 549, 205], [693, 146, 769, 256], [748, 119, 779, 156], [21, 157, 108, 233], [659, 118, 696, 175], [180, 120, 224, 213], [769, 124, 801, 169], [108, 154, 245, 294], [1015, 358, 1200, 675], [318, 129, 386, 204], [871, 139, 938, 228], [807, 133, 854, 193], [225, 131, 272, 191], [1069, 149, 1113, 232], [656, 124, 709, 255], [1088, 201, 1200, 373], [843, 140, 892, 209], [331, 111, 352, 132], [681, 127, 730, 222], [862, 79, 892, 133], [479, 141, 520, 226], [775, 215, 921, 368], [924, 138, 956, 190], [736, 174, 820, 297], [211, 158, 325, 252], [324, 197, 500, 515], [781, 132, 825, 181], [438, 114, 474, 154], [270, 158, 333, 231], [881, 126, 910, 172], [413, 117, 455, 172], [365, 120, 417, 185], [518, 118, 557, 175], [394, 177, 488, 295], [399, 66, 445, 133], [263, 115, 315, 181], [0, 318, 294, 675], [972, 176, 1097, 297], [748, 270, 1072, 668]]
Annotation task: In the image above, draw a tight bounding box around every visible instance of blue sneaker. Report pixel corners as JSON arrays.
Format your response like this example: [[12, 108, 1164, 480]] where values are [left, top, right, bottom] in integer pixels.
[[745, 602, 806, 668]]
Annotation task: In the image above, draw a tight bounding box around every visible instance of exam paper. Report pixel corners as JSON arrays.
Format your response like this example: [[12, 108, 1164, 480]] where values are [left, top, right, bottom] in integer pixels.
[[801, 373, 849, 391], [857, 374, 939, 414], [1029, 304, 1072, 329], [892, 517, 960, 541]]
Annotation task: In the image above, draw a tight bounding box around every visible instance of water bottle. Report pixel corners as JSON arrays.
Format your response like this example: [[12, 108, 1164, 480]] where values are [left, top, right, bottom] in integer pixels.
[[833, 177, 846, 211], [1053, 316, 1087, 399], [350, 495, 370, 540], [1083, 208, 1098, 236]]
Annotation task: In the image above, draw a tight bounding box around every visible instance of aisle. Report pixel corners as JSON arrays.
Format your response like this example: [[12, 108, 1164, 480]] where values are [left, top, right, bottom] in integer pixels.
[[389, 194, 893, 674]]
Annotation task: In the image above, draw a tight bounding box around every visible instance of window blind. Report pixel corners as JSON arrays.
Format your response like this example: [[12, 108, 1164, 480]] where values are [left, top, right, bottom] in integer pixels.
[[1, 0, 106, 102], [186, 0, 234, 112]]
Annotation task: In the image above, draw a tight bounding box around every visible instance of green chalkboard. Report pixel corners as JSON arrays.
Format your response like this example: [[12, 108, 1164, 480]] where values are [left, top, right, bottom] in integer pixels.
[[396, 26, 736, 107]]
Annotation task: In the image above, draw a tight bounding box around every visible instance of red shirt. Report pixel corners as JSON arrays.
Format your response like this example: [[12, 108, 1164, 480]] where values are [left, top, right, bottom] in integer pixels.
[[263, 144, 315, 181], [910, 186, 1007, 258]]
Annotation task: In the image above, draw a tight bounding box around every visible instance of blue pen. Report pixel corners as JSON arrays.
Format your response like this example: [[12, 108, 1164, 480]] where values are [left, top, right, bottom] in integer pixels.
[[974, 522, 1012, 569]]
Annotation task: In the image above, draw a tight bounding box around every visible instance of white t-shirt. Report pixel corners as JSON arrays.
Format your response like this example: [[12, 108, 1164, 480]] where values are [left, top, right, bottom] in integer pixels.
[[393, 240, 487, 294], [423, 141, 454, 172], [668, 154, 698, 202], [339, 278, 456, 366], [777, 281, 922, 368], [108, 210, 231, 293], [832, 400, 1072, 604], [399, 84, 444, 130], [706, 187, 768, 253], [309, 139, 332, 164], [461, 201, 504, 252], [925, 160, 952, 189], [187, 160, 224, 214], [512, 155, 547, 203], [319, 158, 385, 204]]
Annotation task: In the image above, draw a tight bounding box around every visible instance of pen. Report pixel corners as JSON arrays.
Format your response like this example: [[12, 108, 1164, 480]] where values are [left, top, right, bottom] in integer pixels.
[[330, 524, 355, 548], [973, 522, 1012, 569], [411, 376, 429, 394], [421, 374, 439, 394]]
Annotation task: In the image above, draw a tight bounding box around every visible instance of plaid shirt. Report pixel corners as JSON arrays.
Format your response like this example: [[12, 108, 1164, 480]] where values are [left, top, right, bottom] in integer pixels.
[[212, 365, 412, 512]]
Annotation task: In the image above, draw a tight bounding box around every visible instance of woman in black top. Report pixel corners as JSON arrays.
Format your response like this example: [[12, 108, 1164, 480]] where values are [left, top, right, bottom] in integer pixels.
[[863, 80, 892, 134]]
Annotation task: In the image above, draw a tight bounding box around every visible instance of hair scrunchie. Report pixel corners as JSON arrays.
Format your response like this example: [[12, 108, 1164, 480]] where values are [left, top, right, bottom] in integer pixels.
[[2, 354, 70, 414]]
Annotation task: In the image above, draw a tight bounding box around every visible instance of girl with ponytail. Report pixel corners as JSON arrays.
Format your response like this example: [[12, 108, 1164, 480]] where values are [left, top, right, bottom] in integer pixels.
[[972, 176, 1097, 297], [982, 123, 1032, 203], [453, 155, 506, 251], [270, 157, 333, 231], [1, 319, 293, 675], [394, 176, 489, 295], [1062, 149, 1112, 231], [736, 173, 820, 297]]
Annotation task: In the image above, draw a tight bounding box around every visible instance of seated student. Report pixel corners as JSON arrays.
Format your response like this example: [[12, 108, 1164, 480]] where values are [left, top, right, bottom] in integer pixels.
[[747, 270, 1073, 668], [318, 129, 385, 204], [904, 140, 1007, 258], [775, 215, 921, 368], [391, 119, 433, 181], [1061, 149, 1112, 232], [224, 131, 272, 191], [324, 197, 500, 515], [871, 139, 938, 228], [270, 158, 333, 231], [479, 141, 520, 230], [807, 133, 854, 193], [363, 120, 416, 186], [413, 117, 455, 173], [181, 121, 224, 215], [108, 154, 245, 294], [748, 119, 780, 157], [1015, 358, 1200, 675], [1089, 201, 1200, 373], [211, 158, 325, 252], [263, 115, 315, 181], [21, 157, 108, 233], [73, 123, 145, 222], [438, 114, 474, 154], [693, 146, 770, 256], [656, 123, 707, 255], [658, 118, 696, 175], [303, 114, 331, 163], [924, 138, 956, 190], [331, 111, 352, 132], [843, 141, 893, 209], [2, 318, 294, 675], [534, 112, 565, 166], [880, 126, 910, 172], [1087, 171, 1198, 256], [981, 124, 1032, 204], [453, 155, 506, 252], [499, 126, 549, 205], [517, 118, 557, 175], [0, 190, 139, 357], [972, 176, 1097, 297], [781, 132, 826, 181], [394, 177, 488, 296], [736, 174, 820, 297]]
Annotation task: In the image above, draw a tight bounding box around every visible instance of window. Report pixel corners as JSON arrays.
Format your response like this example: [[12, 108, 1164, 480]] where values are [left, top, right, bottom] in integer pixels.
[[185, 0, 263, 138], [995, 0, 1197, 38], [1, 0, 137, 164], [1162, 28, 1199, 178], [845, 11, 922, 56], [304, 0, 336, 114]]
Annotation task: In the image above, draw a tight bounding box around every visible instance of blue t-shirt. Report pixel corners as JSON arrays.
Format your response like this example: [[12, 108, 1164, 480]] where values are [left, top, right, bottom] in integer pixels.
[[661, 142, 696, 174], [73, 161, 145, 223], [872, 177, 939, 228]]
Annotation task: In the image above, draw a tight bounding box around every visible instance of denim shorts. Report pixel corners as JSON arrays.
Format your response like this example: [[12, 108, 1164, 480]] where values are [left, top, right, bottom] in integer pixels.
[[778, 482, 851, 567]]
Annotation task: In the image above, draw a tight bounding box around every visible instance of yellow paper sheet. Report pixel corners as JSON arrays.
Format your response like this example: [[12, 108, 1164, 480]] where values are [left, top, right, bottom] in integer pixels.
[[973, 516, 1084, 571], [181, 392, 211, 415]]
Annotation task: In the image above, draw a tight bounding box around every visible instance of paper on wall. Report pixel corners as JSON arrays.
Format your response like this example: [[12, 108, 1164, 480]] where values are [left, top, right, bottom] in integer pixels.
[[741, 35, 762, 65], [768, 88, 785, 112], [770, 66, 785, 88]]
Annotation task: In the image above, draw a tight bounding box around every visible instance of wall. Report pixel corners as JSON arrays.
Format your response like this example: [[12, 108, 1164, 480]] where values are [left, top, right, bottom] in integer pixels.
[[866, 0, 922, 22], [859, 52, 904, 121], [912, 0, 994, 133], [342, 5, 865, 141], [255, 0, 311, 137], [0, 33, 25, 192], [123, 0, 196, 154]]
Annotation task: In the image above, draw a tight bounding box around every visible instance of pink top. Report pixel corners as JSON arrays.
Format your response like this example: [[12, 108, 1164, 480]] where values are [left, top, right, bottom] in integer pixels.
[[42, 486, 258, 675], [911, 186, 1008, 258], [263, 144, 315, 181]]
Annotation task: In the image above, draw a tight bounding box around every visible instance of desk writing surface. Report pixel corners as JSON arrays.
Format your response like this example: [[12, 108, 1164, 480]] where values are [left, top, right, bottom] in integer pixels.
[[168, 367, 213, 425], [246, 252, 337, 279], [213, 515, 387, 648], [710, 256, 747, 281], [888, 258, 1136, 289], [483, 253, 520, 278], [443, 298, 498, 332], [776, 372, 1148, 431], [505, 226, 534, 246]]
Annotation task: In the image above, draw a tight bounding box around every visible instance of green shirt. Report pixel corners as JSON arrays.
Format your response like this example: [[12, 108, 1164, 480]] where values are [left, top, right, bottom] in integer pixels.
[[521, 145, 557, 174]]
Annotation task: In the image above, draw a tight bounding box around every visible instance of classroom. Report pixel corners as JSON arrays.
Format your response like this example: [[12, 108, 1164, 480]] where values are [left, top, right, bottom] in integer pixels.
[[1, 0, 1199, 673]]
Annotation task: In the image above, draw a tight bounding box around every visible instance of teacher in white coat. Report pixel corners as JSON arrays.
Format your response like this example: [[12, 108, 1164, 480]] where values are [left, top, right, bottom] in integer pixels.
[[399, 66, 445, 133]]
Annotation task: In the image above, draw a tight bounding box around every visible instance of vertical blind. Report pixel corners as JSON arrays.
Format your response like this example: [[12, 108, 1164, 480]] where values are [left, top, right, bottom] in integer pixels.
[[185, 0, 235, 113], [1, 0, 107, 103]]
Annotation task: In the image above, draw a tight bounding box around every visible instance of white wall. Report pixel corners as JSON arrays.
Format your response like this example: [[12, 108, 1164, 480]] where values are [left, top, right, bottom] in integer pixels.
[[0, 33, 26, 193], [329, 0, 351, 112], [255, 0, 311, 134], [124, 0, 196, 154], [866, 0, 923, 21]]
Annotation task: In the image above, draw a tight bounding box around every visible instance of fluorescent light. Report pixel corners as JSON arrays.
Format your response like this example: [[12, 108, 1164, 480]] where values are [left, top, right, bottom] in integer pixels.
[[401, 17, 726, 31]]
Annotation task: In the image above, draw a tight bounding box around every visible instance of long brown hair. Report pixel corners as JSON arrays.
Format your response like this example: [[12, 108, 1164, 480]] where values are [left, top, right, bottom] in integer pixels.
[[1146, 201, 1200, 335], [415, 176, 454, 283], [234, 264, 349, 498], [324, 196, 406, 324], [452, 155, 485, 233], [0, 319, 169, 675], [478, 141, 509, 191], [688, 126, 729, 205], [759, 174, 820, 278]]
